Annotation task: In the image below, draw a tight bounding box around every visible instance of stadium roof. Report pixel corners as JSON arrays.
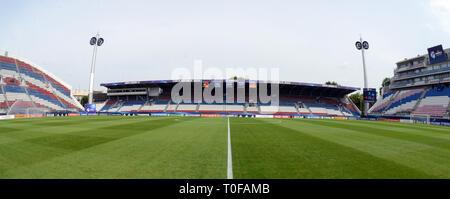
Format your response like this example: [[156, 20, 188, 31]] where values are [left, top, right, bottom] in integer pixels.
[[101, 79, 360, 97]]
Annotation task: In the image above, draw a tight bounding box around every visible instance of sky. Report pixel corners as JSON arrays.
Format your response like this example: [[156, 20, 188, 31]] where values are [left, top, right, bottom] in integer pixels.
[[1, 0, 450, 92]]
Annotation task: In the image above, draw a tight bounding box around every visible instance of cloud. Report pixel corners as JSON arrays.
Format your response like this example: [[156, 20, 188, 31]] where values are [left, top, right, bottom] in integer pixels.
[[430, 0, 450, 33]]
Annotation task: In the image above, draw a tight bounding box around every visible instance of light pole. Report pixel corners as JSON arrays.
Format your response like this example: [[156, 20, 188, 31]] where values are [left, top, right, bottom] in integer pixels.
[[88, 33, 104, 105], [355, 36, 369, 116]]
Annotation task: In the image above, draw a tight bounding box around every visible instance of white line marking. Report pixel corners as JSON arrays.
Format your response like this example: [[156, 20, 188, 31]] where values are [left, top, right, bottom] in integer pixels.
[[227, 117, 233, 179]]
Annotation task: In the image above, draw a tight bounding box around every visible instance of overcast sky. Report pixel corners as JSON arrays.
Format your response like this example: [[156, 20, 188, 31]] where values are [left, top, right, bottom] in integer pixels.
[[1, 0, 450, 91]]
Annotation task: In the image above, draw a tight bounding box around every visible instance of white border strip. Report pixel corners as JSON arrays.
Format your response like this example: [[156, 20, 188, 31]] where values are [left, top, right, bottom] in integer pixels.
[[227, 117, 233, 179]]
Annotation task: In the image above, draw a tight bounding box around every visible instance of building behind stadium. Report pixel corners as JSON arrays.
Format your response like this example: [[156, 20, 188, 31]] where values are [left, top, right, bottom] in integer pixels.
[[369, 44, 450, 119]]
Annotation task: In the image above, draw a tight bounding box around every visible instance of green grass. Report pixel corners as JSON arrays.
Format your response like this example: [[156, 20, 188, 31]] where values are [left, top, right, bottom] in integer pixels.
[[0, 116, 449, 179]]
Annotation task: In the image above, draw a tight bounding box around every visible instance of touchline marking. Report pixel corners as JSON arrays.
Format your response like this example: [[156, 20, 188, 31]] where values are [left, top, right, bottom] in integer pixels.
[[227, 117, 233, 179]]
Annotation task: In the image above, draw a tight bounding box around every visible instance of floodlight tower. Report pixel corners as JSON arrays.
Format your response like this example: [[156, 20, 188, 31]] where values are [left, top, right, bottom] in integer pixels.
[[355, 36, 369, 116], [88, 33, 104, 104]]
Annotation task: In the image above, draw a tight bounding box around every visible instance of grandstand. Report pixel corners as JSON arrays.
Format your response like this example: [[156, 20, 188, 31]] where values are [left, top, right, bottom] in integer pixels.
[[99, 80, 361, 117], [0, 51, 83, 114], [369, 45, 450, 118]]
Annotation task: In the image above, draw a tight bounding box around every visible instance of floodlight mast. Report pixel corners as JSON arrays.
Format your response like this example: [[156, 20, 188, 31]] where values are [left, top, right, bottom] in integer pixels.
[[355, 35, 370, 116], [360, 37, 368, 90], [88, 33, 103, 105]]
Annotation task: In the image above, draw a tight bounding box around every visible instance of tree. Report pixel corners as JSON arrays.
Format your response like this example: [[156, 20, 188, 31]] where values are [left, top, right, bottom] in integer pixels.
[[325, 81, 339, 86], [80, 96, 88, 107], [349, 92, 363, 112], [379, 77, 391, 96], [382, 77, 391, 87], [349, 92, 371, 115], [349, 92, 375, 115]]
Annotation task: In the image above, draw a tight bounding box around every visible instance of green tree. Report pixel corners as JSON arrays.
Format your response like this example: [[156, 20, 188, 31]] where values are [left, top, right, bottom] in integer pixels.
[[379, 77, 391, 96], [325, 81, 339, 86], [349, 92, 371, 115], [382, 77, 391, 87], [80, 96, 88, 107], [349, 92, 376, 115]]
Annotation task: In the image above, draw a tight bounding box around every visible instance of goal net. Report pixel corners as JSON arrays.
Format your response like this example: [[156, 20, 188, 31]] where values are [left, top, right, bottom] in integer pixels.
[[7, 100, 51, 115], [410, 114, 430, 125]]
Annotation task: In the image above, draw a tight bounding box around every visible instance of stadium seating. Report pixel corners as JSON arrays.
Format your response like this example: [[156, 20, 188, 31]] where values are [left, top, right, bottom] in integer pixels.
[[413, 88, 450, 117], [119, 100, 146, 112], [338, 97, 360, 116], [140, 98, 169, 112], [4, 85, 32, 109], [384, 88, 424, 115], [100, 100, 117, 112], [176, 101, 198, 112], [368, 91, 397, 114], [0, 87, 7, 113], [305, 103, 332, 115], [100, 95, 362, 117], [98, 89, 362, 117], [198, 104, 225, 113], [302, 97, 346, 116], [0, 54, 82, 113], [106, 101, 122, 112], [165, 103, 177, 112], [92, 102, 106, 111], [246, 104, 259, 113]]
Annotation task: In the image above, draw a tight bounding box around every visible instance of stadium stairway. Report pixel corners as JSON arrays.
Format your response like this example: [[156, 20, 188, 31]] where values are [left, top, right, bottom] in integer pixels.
[[115, 101, 125, 112], [195, 103, 200, 112], [0, 83, 10, 111], [174, 102, 180, 112], [164, 100, 170, 112], [381, 91, 400, 114], [411, 89, 428, 113], [101, 100, 118, 112], [447, 100, 450, 112], [302, 102, 313, 114], [413, 87, 450, 117], [369, 91, 399, 114], [338, 106, 346, 116], [99, 99, 110, 111], [340, 96, 361, 116], [294, 103, 301, 114], [14, 59, 38, 110], [384, 88, 425, 115], [136, 100, 148, 112]]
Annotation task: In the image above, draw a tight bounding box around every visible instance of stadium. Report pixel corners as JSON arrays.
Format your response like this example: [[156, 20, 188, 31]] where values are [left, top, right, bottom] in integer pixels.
[[0, 46, 449, 179], [97, 80, 361, 118]]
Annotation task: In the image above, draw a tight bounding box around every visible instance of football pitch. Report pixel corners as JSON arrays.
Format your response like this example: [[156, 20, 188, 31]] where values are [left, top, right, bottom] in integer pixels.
[[0, 116, 449, 179]]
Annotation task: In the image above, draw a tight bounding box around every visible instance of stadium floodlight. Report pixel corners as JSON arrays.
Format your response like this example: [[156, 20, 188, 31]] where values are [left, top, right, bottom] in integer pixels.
[[88, 33, 104, 104], [355, 36, 369, 116]]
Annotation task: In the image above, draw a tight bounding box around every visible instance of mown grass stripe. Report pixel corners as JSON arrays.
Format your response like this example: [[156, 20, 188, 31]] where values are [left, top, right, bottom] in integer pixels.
[[2, 117, 227, 179], [302, 119, 450, 150], [283, 119, 450, 178], [231, 118, 433, 179]]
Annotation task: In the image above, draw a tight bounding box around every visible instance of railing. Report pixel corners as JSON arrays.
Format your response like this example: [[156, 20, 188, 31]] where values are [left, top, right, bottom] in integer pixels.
[[392, 66, 450, 81], [394, 62, 425, 73]]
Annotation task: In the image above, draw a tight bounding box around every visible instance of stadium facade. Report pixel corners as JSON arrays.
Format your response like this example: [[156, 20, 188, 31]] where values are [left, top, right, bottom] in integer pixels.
[[0, 51, 83, 115], [99, 80, 361, 117], [369, 45, 450, 118]]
